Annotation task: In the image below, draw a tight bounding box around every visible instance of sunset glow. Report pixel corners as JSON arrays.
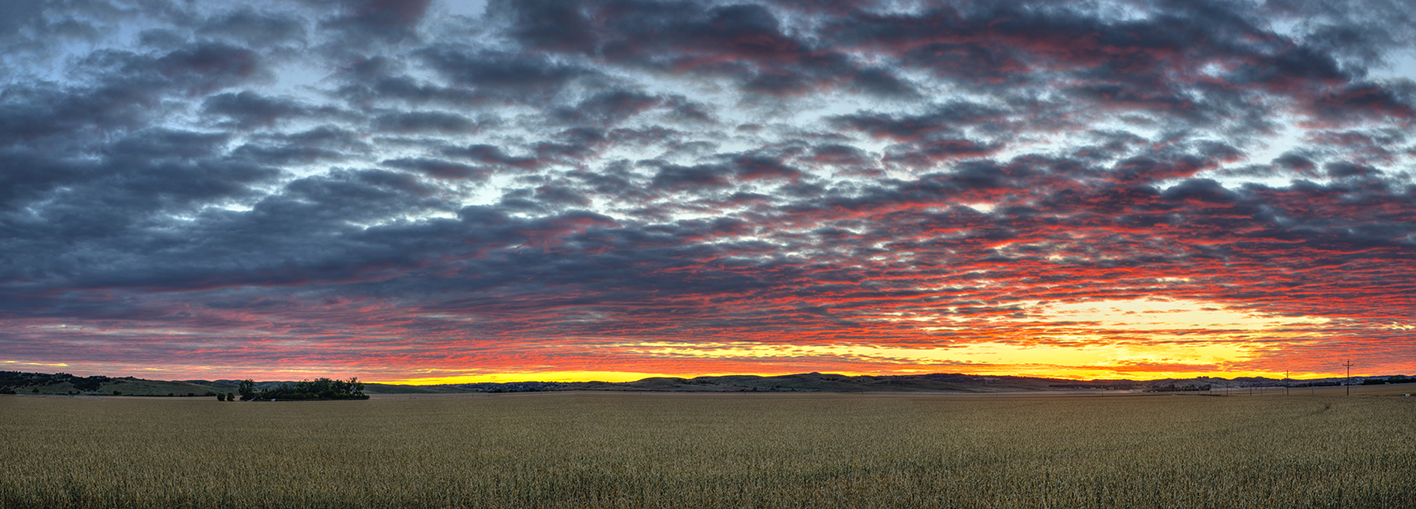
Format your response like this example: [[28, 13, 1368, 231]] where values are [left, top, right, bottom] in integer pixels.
[[1, 0, 1413, 382]]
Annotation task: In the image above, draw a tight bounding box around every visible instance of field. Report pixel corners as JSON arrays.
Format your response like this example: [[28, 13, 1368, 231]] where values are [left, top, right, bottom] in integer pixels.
[[2, 387, 1413, 508]]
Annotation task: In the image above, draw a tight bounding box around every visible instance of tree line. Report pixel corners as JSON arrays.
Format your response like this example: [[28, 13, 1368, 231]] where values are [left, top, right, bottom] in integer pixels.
[[1, 371, 112, 394], [1363, 375, 1415, 385], [236, 377, 367, 401]]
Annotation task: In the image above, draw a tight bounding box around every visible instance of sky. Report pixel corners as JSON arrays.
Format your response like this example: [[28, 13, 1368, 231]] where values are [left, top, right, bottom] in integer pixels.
[[1, 0, 1413, 383]]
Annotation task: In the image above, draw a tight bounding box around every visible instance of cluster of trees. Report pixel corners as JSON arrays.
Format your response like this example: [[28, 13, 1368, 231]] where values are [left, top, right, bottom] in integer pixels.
[[1049, 382, 1140, 390], [71, 375, 109, 391], [1146, 384, 1212, 392], [0, 371, 115, 394], [237, 377, 367, 401], [456, 381, 566, 393], [1363, 375, 1415, 385]]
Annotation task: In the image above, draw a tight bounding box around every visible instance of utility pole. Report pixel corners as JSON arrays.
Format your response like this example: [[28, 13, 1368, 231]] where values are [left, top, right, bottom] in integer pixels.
[[1285, 370, 1289, 396], [1342, 360, 1355, 396]]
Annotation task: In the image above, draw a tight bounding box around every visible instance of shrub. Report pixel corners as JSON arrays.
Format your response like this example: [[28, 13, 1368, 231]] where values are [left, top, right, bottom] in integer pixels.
[[71, 376, 108, 392]]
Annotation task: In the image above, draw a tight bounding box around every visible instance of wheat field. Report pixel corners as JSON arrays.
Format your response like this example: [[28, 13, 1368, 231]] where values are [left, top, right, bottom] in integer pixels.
[[2, 389, 1413, 508]]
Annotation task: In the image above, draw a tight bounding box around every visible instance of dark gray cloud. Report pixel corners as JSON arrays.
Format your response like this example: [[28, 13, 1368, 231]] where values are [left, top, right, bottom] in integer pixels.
[[153, 42, 265, 94], [553, 90, 663, 125], [318, 0, 433, 42], [416, 46, 594, 102], [0, 2, 45, 36], [382, 157, 490, 181], [198, 8, 307, 47], [373, 110, 477, 134], [445, 143, 540, 169], [203, 91, 316, 128]]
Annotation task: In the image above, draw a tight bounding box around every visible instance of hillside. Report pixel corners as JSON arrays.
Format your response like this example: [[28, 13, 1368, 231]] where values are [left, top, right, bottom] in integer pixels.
[[5, 370, 1406, 397], [0, 372, 235, 397], [570, 372, 1062, 393], [436, 372, 1394, 393]]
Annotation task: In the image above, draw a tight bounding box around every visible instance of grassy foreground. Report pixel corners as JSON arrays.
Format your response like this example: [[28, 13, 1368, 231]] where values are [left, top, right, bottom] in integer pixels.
[[2, 389, 1412, 508]]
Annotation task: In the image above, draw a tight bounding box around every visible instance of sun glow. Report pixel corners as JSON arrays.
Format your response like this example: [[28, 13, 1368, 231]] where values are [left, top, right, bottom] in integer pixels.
[[375, 370, 678, 385], [534, 298, 1335, 381], [1034, 298, 1330, 330], [615, 339, 1257, 380]]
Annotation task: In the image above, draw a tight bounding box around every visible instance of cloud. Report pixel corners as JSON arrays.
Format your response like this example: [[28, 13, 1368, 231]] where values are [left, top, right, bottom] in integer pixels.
[[319, 0, 433, 42], [373, 110, 477, 134], [1, 0, 1413, 380], [154, 42, 265, 95], [382, 157, 490, 181], [203, 91, 318, 128], [198, 8, 308, 47], [553, 90, 663, 125], [416, 46, 594, 102]]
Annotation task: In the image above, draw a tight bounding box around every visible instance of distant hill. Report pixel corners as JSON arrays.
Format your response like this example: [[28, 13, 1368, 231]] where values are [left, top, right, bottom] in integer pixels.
[[378, 372, 1388, 394], [0, 372, 235, 397], [567, 372, 1062, 393], [530, 372, 1387, 393], [4, 370, 1406, 397], [211, 379, 475, 395]]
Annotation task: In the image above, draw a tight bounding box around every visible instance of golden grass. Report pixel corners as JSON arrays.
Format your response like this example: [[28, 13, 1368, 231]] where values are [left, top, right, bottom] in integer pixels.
[[2, 389, 1412, 508]]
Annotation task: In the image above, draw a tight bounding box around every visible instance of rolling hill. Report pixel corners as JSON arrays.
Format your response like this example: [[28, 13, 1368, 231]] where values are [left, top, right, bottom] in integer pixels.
[[4, 370, 1402, 397]]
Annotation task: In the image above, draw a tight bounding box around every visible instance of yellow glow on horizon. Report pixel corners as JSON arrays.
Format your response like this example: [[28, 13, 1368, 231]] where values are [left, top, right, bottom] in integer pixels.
[[365, 299, 1348, 384], [27, 299, 1368, 384], [575, 297, 1336, 381], [3, 360, 71, 368], [370, 364, 1332, 385], [373, 370, 679, 385], [622, 340, 1250, 373]]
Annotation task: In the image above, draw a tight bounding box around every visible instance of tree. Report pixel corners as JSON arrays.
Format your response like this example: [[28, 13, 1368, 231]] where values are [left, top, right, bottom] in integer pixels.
[[238, 379, 256, 401], [253, 377, 368, 400], [72, 376, 107, 392], [217, 393, 226, 401], [226, 392, 235, 402]]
